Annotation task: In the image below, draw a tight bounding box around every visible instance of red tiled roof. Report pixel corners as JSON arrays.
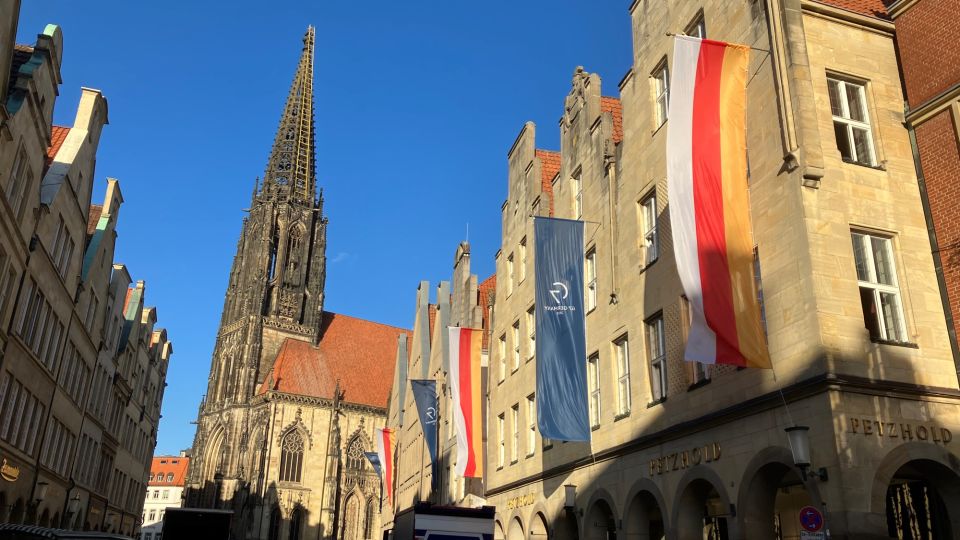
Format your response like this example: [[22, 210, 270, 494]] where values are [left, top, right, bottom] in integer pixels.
[[815, 0, 889, 18], [600, 97, 624, 144], [478, 274, 496, 350], [47, 126, 70, 166], [149, 456, 190, 487], [427, 304, 437, 343], [258, 311, 410, 408], [87, 205, 103, 236], [535, 150, 560, 217]]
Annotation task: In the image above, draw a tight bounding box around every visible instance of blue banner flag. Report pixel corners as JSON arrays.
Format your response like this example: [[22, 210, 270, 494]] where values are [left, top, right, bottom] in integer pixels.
[[534, 217, 590, 441], [410, 379, 439, 464], [364, 451, 382, 477]]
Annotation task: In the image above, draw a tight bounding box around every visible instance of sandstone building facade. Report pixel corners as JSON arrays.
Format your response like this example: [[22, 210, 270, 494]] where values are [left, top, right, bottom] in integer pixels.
[[0, 3, 174, 536], [380, 243, 495, 532], [480, 1, 960, 539], [184, 27, 409, 540]]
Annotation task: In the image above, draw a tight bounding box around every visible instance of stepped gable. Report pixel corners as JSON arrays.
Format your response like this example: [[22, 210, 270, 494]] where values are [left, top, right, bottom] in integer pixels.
[[259, 311, 411, 408]]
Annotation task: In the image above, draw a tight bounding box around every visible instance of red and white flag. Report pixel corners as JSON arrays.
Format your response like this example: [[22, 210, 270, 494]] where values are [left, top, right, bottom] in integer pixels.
[[448, 327, 484, 478], [666, 36, 771, 368], [375, 427, 396, 503]]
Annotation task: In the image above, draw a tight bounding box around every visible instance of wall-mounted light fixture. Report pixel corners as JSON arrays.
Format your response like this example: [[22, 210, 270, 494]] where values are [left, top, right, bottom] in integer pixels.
[[563, 484, 576, 510], [785, 426, 828, 481]]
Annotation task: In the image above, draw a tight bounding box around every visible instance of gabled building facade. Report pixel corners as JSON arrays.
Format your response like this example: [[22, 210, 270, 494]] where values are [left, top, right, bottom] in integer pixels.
[[0, 4, 174, 537], [381, 243, 494, 535], [484, 2, 960, 539]]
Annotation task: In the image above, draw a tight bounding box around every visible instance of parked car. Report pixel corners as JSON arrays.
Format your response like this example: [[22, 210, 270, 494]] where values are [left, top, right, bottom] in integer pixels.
[[0, 524, 133, 540]]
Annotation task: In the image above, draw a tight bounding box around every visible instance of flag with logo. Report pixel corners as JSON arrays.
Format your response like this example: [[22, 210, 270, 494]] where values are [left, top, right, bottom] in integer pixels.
[[534, 217, 590, 441], [666, 35, 771, 368], [375, 427, 396, 503], [410, 379, 439, 487], [448, 327, 483, 478], [364, 451, 382, 477]]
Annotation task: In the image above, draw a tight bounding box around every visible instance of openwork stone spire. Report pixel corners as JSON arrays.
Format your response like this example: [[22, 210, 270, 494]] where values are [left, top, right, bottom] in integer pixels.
[[262, 26, 317, 204]]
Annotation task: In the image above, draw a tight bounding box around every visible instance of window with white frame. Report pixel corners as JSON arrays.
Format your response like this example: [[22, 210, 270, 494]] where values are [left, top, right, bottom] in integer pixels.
[[512, 321, 520, 371], [84, 293, 99, 333], [526, 394, 536, 457], [497, 413, 505, 468], [614, 336, 631, 415], [646, 315, 667, 402], [680, 296, 710, 385], [519, 237, 527, 282], [498, 334, 507, 382], [585, 249, 597, 311], [50, 216, 75, 279], [572, 169, 583, 219], [5, 146, 32, 220], [526, 307, 535, 360], [587, 353, 600, 428], [827, 77, 875, 166], [653, 62, 670, 128], [511, 404, 519, 463], [507, 253, 515, 295], [852, 231, 907, 342], [640, 192, 659, 266]]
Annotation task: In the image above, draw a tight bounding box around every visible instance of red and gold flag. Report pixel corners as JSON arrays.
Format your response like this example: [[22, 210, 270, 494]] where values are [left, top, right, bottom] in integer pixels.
[[666, 36, 771, 368]]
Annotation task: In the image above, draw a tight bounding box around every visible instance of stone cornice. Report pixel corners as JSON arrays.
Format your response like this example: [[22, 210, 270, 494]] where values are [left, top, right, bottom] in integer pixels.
[[906, 82, 960, 127], [801, 0, 895, 35], [485, 372, 960, 497], [887, 0, 920, 19], [261, 390, 387, 416]]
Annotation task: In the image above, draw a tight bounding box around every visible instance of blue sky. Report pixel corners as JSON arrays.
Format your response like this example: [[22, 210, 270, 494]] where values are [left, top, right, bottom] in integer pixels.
[[15, 2, 632, 455]]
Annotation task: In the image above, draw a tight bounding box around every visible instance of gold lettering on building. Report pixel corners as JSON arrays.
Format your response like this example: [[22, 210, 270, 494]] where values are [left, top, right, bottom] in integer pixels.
[[848, 418, 952, 444], [649, 442, 721, 476], [505, 493, 536, 510], [0, 458, 20, 482]]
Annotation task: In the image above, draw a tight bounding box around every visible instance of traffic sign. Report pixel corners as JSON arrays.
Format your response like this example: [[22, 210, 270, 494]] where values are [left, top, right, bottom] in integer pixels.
[[799, 506, 824, 532]]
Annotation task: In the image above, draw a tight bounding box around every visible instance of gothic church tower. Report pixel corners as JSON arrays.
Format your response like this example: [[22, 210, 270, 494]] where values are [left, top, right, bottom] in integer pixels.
[[186, 28, 404, 540], [188, 25, 327, 506]]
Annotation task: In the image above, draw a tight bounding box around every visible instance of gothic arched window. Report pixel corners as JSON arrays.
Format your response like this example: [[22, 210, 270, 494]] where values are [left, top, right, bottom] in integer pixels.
[[346, 436, 365, 471], [268, 506, 281, 540], [363, 498, 375, 539], [279, 430, 304, 483]]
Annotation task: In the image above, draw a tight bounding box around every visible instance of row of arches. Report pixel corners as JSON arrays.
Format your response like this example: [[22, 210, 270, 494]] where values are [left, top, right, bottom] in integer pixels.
[[496, 443, 960, 539]]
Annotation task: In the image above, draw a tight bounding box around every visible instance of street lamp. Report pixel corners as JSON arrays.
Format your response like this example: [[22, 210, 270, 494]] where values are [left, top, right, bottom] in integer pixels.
[[563, 484, 576, 510], [785, 426, 828, 481]]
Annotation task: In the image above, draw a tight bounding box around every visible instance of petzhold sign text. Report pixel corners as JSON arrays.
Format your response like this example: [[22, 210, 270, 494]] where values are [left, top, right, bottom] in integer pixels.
[[505, 493, 536, 510], [848, 418, 952, 444], [649, 442, 721, 476]]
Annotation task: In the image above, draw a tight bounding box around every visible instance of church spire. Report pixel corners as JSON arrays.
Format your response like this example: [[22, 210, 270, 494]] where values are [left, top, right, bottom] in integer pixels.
[[262, 26, 317, 204]]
